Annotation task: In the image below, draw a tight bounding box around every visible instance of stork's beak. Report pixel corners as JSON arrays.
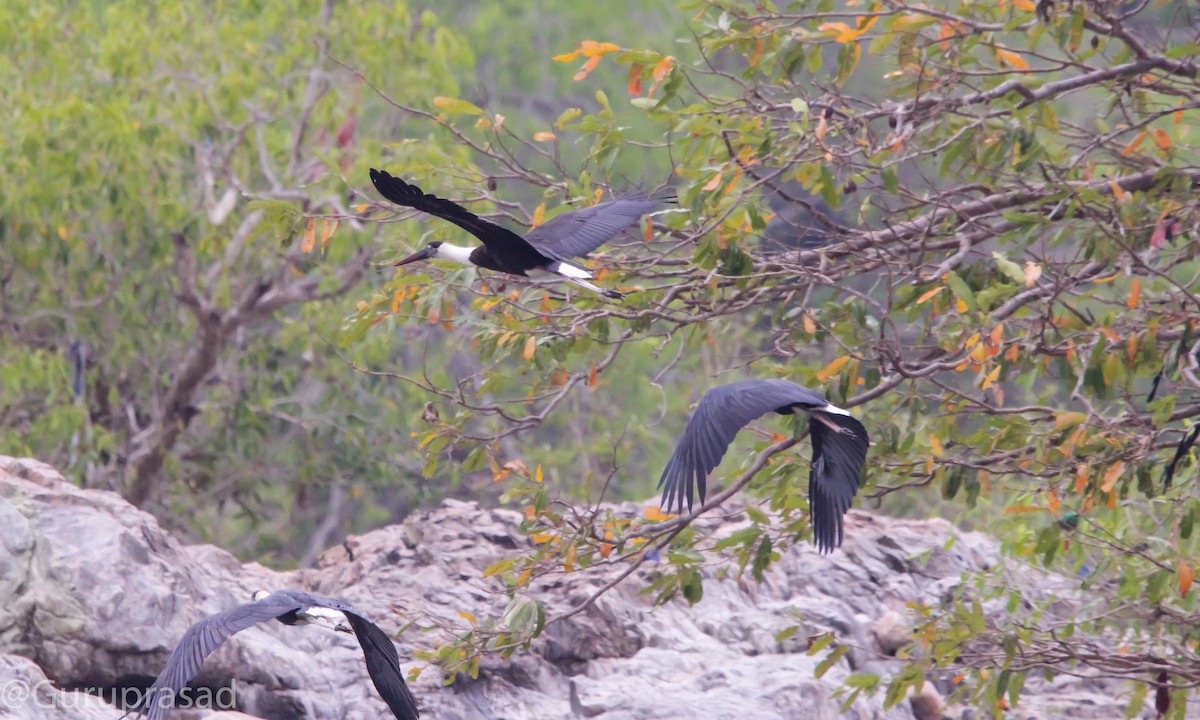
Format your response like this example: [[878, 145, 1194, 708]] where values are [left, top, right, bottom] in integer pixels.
[[394, 246, 435, 267]]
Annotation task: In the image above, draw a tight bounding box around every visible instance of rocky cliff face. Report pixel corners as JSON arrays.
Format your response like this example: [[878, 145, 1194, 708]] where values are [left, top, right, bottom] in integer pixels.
[[0, 456, 1125, 719]]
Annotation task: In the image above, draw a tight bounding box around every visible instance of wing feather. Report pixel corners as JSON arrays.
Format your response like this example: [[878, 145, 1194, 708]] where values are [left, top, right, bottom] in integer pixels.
[[133, 593, 303, 720], [808, 412, 869, 553], [525, 188, 674, 260], [369, 169, 547, 264], [657, 380, 826, 513]]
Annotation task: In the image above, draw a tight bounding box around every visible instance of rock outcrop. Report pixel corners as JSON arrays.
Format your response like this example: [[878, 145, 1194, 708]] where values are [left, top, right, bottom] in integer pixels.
[[0, 456, 1129, 719]]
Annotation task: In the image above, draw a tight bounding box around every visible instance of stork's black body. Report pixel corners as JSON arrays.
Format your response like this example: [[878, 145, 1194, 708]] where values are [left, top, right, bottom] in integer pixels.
[[123, 589, 418, 720], [657, 379, 870, 553], [369, 168, 672, 297]]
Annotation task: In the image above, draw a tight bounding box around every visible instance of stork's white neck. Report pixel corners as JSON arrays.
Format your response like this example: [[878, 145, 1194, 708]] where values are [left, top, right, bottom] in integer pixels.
[[434, 243, 475, 266]]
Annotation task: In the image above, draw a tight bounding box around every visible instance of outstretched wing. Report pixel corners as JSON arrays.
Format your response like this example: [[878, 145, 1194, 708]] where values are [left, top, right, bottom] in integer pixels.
[[525, 188, 675, 260], [127, 593, 303, 720], [344, 612, 421, 720], [807, 411, 869, 554], [369, 169, 548, 265], [288, 591, 420, 720], [657, 379, 827, 514]]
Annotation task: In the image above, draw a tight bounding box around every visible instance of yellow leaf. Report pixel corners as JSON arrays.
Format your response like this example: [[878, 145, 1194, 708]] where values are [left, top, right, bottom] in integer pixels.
[[553, 50, 581, 62], [301, 217, 317, 253], [1127, 278, 1141, 309], [1153, 128, 1172, 151], [929, 433, 944, 457], [956, 298, 968, 313], [432, 96, 484, 115], [1023, 261, 1042, 288], [803, 313, 817, 334], [57, 225, 69, 240], [531, 202, 546, 228], [818, 16, 878, 43], [535, 464, 543, 483], [815, 115, 828, 141], [915, 286, 945, 305], [320, 218, 339, 253], [516, 568, 532, 586], [1055, 412, 1088, 430], [643, 505, 676, 522], [580, 40, 622, 57], [523, 336, 537, 360], [816, 355, 851, 382], [531, 532, 555, 544], [1100, 461, 1125, 493], [533, 131, 557, 142], [564, 544, 577, 573], [391, 289, 404, 313], [1110, 180, 1129, 203], [995, 47, 1030, 71], [459, 611, 478, 625], [981, 365, 1001, 390], [1180, 560, 1195, 597], [1121, 131, 1148, 156]]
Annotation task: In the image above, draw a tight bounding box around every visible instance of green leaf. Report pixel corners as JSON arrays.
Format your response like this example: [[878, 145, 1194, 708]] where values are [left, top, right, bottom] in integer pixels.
[[433, 96, 484, 115]]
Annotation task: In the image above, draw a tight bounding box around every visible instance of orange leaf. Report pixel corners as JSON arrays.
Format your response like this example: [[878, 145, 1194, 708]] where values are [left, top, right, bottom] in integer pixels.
[[1180, 560, 1195, 597], [1100, 461, 1125, 493], [301, 217, 317, 253], [1153, 128, 1172, 151], [995, 46, 1030, 71], [628, 64, 644, 96], [320, 218, 339, 253], [1046, 488, 1061, 513], [1013, 0, 1036, 9], [703, 172, 723, 192], [816, 355, 851, 382], [1121, 131, 1148, 157], [929, 434, 944, 457], [1004, 504, 1042, 514], [1074, 463, 1089, 494], [803, 313, 817, 334], [574, 55, 602, 81], [523, 336, 537, 360], [553, 50, 582, 62], [915, 286, 945, 305], [533, 131, 557, 142], [588, 363, 599, 387], [643, 220, 653, 243], [1127, 278, 1141, 309], [598, 542, 614, 558], [643, 505, 676, 522], [652, 55, 676, 82]]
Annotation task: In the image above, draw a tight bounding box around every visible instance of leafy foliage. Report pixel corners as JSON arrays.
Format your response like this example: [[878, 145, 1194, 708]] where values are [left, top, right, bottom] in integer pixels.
[[5, 0, 1200, 715]]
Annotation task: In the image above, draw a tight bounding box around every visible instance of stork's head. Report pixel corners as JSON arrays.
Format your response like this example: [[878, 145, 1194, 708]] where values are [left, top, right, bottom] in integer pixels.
[[393, 241, 443, 267]]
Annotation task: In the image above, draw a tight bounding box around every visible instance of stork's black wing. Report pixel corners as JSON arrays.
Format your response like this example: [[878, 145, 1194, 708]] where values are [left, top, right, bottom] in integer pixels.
[[344, 612, 420, 720], [657, 380, 830, 514], [656, 379, 868, 553], [127, 592, 306, 720], [369, 169, 548, 266], [807, 411, 869, 553], [525, 188, 675, 260]]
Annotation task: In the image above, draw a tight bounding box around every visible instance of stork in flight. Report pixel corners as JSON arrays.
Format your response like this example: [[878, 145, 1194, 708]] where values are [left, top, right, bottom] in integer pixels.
[[657, 379, 870, 553], [369, 169, 673, 299], [122, 589, 418, 720]]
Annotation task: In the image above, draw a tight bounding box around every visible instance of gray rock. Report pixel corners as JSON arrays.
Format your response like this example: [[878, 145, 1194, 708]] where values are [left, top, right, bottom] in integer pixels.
[[0, 456, 1157, 719]]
